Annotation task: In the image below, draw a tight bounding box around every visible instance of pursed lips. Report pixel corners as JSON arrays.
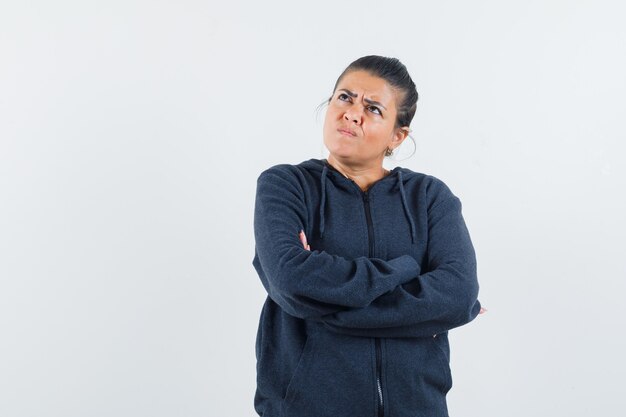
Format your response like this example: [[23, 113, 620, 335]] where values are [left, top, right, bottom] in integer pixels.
[[338, 128, 356, 137]]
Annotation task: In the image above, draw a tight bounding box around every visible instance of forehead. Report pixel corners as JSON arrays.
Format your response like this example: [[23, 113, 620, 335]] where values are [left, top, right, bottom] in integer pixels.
[[336, 70, 397, 105]]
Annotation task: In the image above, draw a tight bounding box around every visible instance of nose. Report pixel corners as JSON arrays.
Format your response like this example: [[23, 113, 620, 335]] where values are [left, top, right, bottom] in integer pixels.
[[343, 108, 362, 125]]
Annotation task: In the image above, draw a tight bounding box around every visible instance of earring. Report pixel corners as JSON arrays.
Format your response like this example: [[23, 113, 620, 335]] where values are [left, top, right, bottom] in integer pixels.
[[385, 147, 394, 156]]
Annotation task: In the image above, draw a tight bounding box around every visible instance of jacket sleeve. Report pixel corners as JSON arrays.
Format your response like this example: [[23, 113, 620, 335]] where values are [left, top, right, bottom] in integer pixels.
[[317, 194, 482, 338], [252, 166, 420, 320]]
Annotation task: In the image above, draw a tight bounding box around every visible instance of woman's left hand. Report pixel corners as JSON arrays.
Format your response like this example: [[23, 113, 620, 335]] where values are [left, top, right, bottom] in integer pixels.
[[299, 230, 311, 251]]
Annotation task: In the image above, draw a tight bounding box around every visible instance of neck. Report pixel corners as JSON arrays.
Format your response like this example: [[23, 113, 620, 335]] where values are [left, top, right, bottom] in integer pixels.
[[325, 156, 389, 192]]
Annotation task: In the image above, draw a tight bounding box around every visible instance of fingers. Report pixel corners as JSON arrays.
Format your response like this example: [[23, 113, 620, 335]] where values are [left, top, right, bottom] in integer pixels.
[[299, 230, 310, 251], [479, 307, 488, 314]]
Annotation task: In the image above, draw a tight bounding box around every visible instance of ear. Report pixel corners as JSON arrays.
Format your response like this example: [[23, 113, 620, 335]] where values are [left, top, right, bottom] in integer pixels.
[[391, 126, 410, 146]]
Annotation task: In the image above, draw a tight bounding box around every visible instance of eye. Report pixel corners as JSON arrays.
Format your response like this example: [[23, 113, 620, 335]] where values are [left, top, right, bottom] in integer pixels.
[[337, 93, 351, 102], [368, 105, 382, 115]]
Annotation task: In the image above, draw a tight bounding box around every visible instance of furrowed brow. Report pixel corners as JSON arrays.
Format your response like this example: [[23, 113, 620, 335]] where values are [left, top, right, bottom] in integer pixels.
[[338, 89, 387, 111], [364, 98, 386, 111], [338, 88, 357, 98]]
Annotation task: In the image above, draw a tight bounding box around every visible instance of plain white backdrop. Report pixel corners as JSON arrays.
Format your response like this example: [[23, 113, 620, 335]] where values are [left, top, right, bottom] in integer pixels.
[[1, 0, 625, 416]]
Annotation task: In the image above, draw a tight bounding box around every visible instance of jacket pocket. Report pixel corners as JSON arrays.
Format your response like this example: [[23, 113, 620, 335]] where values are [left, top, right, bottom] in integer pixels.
[[383, 335, 452, 417], [282, 333, 315, 406], [430, 333, 453, 393], [279, 327, 374, 417]]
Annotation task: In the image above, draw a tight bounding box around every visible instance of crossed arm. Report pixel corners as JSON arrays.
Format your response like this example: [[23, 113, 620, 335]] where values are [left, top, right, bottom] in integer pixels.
[[299, 229, 486, 338], [252, 167, 485, 339]]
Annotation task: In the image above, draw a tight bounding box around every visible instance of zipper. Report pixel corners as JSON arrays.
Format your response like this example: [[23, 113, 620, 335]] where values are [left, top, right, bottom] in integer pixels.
[[362, 191, 384, 417], [375, 338, 384, 417], [341, 173, 386, 417]]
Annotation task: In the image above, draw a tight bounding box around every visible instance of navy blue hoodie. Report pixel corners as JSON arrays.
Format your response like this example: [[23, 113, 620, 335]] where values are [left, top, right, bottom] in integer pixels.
[[252, 158, 481, 417]]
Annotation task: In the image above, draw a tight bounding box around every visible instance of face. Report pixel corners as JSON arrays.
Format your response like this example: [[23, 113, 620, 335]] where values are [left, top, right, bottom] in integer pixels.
[[323, 70, 409, 165]]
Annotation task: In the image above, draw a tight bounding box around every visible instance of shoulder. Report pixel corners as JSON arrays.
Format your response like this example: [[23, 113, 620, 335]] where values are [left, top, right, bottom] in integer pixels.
[[254, 163, 310, 199], [256, 163, 301, 182], [396, 167, 459, 212], [256, 158, 324, 186]]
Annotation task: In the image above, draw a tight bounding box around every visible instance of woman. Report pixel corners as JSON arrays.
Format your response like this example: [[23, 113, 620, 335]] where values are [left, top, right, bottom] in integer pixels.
[[252, 55, 485, 417]]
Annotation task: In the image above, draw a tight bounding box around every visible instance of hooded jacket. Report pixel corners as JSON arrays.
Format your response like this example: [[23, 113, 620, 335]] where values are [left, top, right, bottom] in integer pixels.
[[252, 158, 482, 417]]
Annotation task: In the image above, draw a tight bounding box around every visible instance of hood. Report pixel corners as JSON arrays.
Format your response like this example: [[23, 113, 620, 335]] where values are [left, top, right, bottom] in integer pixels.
[[299, 158, 417, 244]]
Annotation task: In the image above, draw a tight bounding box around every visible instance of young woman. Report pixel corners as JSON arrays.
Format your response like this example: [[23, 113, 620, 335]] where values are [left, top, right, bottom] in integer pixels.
[[252, 55, 486, 417]]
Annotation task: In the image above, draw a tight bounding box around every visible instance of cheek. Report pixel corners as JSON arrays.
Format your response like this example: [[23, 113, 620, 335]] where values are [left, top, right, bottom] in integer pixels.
[[326, 105, 342, 119], [364, 123, 393, 141], [323, 107, 341, 128], [322, 114, 333, 132], [323, 112, 338, 139]]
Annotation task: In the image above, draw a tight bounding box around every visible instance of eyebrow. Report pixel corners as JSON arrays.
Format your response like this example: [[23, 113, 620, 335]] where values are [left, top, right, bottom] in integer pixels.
[[338, 88, 387, 111]]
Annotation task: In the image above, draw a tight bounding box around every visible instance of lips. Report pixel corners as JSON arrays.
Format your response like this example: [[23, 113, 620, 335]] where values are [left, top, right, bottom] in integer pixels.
[[337, 128, 356, 137]]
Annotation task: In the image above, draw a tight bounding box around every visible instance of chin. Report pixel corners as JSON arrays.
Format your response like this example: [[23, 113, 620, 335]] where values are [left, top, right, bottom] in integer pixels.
[[328, 149, 357, 162], [324, 139, 354, 158]]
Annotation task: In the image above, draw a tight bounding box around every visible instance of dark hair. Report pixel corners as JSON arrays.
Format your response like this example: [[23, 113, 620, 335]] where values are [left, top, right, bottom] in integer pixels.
[[328, 55, 419, 129]]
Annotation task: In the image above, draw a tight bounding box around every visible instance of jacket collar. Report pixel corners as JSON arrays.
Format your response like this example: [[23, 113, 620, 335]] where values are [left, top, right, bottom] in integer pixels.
[[315, 158, 416, 244]]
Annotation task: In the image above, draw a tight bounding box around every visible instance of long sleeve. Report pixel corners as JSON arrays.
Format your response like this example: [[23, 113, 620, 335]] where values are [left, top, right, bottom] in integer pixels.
[[252, 167, 420, 320], [317, 195, 482, 338]]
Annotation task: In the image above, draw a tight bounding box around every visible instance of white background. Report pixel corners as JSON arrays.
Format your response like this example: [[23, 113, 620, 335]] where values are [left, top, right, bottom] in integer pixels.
[[1, 1, 625, 416]]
